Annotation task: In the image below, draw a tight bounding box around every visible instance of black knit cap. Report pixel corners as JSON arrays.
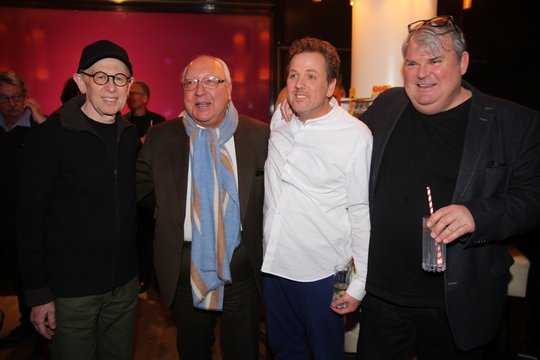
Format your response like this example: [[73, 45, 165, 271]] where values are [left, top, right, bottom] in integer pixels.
[[77, 39, 133, 75]]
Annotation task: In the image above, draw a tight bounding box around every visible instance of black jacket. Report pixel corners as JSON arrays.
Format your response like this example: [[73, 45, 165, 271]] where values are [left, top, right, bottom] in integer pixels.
[[0, 116, 40, 226], [17, 95, 138, 306], [361, 81, 540, 350]]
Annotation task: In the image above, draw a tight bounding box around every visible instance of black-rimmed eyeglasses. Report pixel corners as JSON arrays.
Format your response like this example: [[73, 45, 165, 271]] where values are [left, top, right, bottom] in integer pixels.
[[182, 76, 226, 91], [0, 94, 25, 105], [407, 15, 455, 33], [80, 71, 131, 87]]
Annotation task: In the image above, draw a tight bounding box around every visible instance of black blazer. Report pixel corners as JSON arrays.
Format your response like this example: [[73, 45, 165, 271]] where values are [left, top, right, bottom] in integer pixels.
[[136, 115, 269, 306], [361, 81, 540, 350]]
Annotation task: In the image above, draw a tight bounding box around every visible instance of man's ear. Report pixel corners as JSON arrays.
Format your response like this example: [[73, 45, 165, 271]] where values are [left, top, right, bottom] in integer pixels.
[[326, 78, 337, 98], [72, 73, 87, 94], [460, 51, 470, 76]]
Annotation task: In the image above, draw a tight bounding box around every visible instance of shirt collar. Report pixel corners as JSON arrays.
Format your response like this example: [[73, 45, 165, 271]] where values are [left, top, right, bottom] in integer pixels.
[[0, 109, 32, 132]]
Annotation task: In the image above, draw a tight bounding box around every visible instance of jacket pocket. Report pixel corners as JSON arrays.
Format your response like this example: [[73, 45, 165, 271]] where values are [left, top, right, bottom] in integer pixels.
[[480, 165, 507, 197]]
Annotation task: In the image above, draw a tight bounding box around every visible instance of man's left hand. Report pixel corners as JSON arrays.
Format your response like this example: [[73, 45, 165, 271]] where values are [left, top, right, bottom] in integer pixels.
[[331, 293, 360, 314]]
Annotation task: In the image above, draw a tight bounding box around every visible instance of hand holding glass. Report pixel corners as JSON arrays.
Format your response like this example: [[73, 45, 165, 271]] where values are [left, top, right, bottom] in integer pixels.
[[332, 264, 350, 309], [422, 216, 446, 272]]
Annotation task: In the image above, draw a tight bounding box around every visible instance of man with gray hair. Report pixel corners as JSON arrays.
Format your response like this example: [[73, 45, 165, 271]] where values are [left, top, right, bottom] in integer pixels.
[[357, 15, 540, 359], [137, 55, 269, 359]]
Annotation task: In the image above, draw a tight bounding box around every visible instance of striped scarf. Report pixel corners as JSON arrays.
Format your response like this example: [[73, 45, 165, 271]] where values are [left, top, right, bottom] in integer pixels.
[[182, 102, 241, 311]]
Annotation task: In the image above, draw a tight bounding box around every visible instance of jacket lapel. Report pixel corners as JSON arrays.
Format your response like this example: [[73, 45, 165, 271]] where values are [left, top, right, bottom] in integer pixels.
[[234, 119, 255, 224], [453, 97, 494, 202], [171, 120, 190, 217]]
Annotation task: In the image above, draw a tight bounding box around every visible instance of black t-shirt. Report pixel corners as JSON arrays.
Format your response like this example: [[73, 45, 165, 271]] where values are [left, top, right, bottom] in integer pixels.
[[367, 99, 470, 307], [86, 115, 118, 167]]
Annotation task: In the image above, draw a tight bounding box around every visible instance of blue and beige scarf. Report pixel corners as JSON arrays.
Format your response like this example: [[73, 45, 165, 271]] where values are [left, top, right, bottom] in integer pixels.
[[182, 102, 241, 311]]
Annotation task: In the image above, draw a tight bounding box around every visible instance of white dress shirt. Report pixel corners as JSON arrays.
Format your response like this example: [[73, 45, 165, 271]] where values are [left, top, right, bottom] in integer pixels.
[[262, 98, 372, 300]]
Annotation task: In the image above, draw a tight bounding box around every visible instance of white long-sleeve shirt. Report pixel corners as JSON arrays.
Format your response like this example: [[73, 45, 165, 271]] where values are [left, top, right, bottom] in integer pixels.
[[262, 98, 373, 300]]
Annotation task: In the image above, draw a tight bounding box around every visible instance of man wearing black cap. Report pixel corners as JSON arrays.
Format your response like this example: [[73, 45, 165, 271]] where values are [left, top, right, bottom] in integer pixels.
[[17, 39, 139, 359]]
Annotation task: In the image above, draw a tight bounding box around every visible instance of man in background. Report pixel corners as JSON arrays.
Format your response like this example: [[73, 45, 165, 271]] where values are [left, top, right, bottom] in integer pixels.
[[17, 39, 139, 359], [137, 55, 269, 359], [125, 80, 165, 146], [49, 77, 82, 117], [124, 80, 165, 293], [0, 70, 45, 348]]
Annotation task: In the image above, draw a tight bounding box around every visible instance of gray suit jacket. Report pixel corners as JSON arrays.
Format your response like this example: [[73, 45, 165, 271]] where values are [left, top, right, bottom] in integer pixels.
[[361, 81, 540, 350], [136, 115, 269, 306]]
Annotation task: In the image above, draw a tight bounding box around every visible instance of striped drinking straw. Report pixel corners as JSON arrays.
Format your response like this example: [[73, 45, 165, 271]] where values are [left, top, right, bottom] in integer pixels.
[[426, 186, 443, 268]]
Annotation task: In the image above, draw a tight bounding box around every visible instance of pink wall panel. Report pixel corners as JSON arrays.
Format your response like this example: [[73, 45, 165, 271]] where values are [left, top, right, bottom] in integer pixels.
[[0, 7, 271, 122]]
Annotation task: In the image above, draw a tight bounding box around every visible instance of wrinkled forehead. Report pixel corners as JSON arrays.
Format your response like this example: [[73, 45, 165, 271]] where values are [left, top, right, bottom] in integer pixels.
[[185, 56, 224, 78]]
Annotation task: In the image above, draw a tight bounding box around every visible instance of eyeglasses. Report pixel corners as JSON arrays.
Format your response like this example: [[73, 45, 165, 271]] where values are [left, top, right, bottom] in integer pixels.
[[407, 15, 455, 33], [0, 94, 25, 105], [182, 76, 226, 91], [80, 71, 131, 87]]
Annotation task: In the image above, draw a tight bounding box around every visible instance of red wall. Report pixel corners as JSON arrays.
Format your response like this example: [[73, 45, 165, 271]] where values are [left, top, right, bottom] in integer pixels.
[[0, 7, 271, 122]]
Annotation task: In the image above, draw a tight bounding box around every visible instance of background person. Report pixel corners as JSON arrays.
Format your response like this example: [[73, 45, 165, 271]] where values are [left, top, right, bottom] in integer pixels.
[[124, 80, 165, 146], [0, 70, 45, 348], [17, 39, 139, 359], [136, 55, 269, 360], [49, 77, 82, 118], [124, 80, 165, 293], [356, 15, 540, 360], [513, 227, 540, 359]]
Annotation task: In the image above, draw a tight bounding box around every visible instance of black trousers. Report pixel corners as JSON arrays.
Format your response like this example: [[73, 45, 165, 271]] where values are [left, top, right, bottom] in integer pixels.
[[171, 241, 260, 360], [0, 225, 31, 325], [357, 293, 485, 360], [136, 206, 155, 286]]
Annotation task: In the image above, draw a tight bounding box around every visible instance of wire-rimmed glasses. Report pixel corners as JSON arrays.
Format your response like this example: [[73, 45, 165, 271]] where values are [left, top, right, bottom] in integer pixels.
[[407, 15, 456, 34], [182, 76, 226, 91], [80, 71, 131, 87]]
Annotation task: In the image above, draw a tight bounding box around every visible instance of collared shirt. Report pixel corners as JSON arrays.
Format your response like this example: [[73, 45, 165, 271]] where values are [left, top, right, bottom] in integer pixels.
[[0, 109, 31, 132], [184, 136, 238, 241], [262, 98, 373, 300]]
